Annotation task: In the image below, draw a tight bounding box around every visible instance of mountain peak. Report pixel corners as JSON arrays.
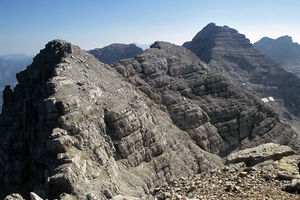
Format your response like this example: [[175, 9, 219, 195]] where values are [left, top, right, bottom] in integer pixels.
[[204, 22, 217, 28], [191, 23, 238, 42], [183, 23, 250, 62], [30, 39, 74, 68], [254, 35, 300, 78], [184, 25, 300, 119], [44, 39, 73, 54], [276, 35, 293, 43]]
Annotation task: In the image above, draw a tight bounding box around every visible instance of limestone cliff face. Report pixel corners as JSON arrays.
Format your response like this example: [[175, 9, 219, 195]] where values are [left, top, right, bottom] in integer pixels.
[[183, 23, 300, 121], [0, 40, 299, 199]]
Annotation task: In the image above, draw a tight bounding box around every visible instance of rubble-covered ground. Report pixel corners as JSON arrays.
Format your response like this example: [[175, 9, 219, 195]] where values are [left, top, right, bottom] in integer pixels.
[[152, 167, 300, 200]]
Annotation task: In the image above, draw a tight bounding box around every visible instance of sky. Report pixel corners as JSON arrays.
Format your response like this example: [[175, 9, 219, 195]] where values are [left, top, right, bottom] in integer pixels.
[[0, 0, 300, 55]]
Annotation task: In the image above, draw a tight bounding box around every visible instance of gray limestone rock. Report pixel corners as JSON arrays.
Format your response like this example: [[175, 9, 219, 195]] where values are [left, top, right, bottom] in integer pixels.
[[113, 41, 300, 156], [0, 40, 223, 199], [226, 143, 295, 167], [0, 39, 299, 199]]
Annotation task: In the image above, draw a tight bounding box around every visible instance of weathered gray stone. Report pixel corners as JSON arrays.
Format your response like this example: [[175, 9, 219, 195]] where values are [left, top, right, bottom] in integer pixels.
[[226, 143, 295, 166], [47, 134, 74, 153]]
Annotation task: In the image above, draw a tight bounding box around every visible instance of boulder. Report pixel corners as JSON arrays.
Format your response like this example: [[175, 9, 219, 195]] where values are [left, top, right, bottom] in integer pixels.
[[226, 143, 295, 166]]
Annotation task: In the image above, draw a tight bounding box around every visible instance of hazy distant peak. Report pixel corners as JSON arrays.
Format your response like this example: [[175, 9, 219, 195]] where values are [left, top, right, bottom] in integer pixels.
[[256, 36, 293, 44], [276, 35, 293, 42], [88, 43, 143, 64], [254, 35, 300, 78], [106, 43, 136, 47], [258, 37, 273, 42], [190, 23, 239, 43]]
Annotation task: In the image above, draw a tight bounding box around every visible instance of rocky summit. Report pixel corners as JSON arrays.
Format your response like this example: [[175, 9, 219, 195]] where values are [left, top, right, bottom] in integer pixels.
[[88, 43, 143, 64], [183, 23, 300, 134], [1, 39, 300, 199]]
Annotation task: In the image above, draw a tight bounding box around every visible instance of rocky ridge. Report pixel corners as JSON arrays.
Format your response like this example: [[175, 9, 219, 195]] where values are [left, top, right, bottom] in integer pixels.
[[88, 43, 143, 64], [113, 41, 300, 155], [1, 39, 300, 199], [0, 40, 222, 199], [183, 23, 300, 133]]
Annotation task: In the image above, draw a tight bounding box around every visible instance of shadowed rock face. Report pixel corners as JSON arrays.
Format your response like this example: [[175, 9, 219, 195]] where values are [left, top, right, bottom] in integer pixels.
[[0, 39, 299, 199], [183, 23, 300, 121], [88, 43, 143, 64], [254, 36, 300, 78]]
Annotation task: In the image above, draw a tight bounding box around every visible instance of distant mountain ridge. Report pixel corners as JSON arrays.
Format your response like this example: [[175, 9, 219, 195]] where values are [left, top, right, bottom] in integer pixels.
[[254, 36, 300, 77], [0, 54, 32, 111], [88, 43, 143, 64]]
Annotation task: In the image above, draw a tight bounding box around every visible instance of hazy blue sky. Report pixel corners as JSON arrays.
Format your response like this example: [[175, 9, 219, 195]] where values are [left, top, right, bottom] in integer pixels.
[[1, 0, 300, 55]]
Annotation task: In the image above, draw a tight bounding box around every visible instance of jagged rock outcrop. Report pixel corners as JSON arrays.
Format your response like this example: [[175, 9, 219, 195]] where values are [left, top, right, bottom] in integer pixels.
[[88, 43, 143, 64], [183, 23, 300, 133], [1, 39, 300, 199], [254, 36, 300, 78]]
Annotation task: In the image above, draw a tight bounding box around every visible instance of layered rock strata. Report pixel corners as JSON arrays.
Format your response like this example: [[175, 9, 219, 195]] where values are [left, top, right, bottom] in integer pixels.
[[183, 23, 300, 132], [113, 41, 300, 156], [1, 40, 299, 199], [0, 40, 222, 199]]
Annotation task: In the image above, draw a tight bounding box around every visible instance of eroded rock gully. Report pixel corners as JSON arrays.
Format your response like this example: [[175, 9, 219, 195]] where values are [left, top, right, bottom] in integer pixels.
[[1, 40, 300, 199]]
